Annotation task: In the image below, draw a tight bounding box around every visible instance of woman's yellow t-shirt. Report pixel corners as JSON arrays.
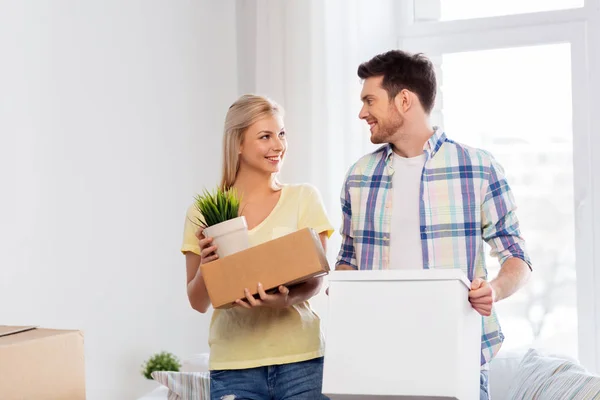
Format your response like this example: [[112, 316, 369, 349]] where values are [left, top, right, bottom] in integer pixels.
[[181, 183, 334, 370]]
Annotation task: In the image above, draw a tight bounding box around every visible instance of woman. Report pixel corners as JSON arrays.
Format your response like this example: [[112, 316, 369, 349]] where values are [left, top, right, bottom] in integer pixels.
[[181, 94, 333, 400]]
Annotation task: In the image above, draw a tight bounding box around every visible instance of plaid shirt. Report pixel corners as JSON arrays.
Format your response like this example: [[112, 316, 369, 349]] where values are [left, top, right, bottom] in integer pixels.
[[336, 128, 531, 366]]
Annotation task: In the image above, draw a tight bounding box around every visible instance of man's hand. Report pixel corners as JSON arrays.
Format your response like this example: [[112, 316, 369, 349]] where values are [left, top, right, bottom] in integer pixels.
[[326, 263, 357, 295], [235, 283, 290, 309], [468, 278, 496, 316]]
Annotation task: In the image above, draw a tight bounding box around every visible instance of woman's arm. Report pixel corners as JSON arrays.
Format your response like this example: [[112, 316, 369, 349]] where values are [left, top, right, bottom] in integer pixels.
[[185, 231, 219, 313], [186, 253, 211, 313]]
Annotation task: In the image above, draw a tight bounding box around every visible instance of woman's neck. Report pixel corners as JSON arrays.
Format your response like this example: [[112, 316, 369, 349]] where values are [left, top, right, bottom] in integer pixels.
[[232, 169, 274, 199]]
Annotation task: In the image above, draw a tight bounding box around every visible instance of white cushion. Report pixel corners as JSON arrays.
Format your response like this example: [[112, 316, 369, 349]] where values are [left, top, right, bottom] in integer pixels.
[[151, 371, 210, 400], [507, 348, 600, 399], [489, 349, 526, 400]]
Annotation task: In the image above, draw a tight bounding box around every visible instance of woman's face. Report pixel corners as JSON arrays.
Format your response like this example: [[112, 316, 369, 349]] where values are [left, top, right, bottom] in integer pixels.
[[239, 115, 286, 175]]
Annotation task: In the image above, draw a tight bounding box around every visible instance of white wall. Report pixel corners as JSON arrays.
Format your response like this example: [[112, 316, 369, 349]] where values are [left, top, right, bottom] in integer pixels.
[[0, 1, 237, 399]]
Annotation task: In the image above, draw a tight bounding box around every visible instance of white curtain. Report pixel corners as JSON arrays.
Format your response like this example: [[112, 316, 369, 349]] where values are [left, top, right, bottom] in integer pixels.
[[234, 0, 400, 320], [235, 0, 399, 261]]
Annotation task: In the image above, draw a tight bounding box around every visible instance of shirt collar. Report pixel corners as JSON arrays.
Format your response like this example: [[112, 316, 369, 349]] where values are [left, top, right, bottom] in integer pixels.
[[384, 126, 447, 162]]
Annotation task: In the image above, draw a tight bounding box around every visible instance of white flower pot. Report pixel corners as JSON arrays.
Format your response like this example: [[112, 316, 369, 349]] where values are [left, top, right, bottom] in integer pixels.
[[202, 216, 249, 258]]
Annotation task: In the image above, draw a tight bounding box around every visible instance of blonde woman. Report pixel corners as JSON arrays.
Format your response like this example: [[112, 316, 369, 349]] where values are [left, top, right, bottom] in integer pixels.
[[181, 94, 333, 400]]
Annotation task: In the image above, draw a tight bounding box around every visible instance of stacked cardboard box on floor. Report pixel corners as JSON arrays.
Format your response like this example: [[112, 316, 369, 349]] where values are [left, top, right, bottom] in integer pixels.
[[0, 325, 86, 399]]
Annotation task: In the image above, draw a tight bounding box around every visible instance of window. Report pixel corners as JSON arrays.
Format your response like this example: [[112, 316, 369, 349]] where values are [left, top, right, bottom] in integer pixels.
[[441, 44, 577, 356], [399, 0, 600, 372]]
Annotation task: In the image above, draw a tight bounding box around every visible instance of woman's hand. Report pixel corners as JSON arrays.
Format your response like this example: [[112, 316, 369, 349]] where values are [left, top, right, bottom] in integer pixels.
[[235, 283, 290, 309], [196, 228, 218, 265]]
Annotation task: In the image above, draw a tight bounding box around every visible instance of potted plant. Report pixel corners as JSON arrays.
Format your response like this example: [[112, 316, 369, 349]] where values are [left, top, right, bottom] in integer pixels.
[[193, 186, 249, 258], [141, 351, 181, 380]]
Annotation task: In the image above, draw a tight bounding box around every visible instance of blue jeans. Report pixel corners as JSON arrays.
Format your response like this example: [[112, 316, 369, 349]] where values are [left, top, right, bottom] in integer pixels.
[[480, 370, 490, 400], [210, 357, 328, 400]]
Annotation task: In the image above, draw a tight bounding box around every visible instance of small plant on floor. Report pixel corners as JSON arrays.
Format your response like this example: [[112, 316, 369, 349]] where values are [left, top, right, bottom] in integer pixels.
[[193, 186, 242, 229], [141, 351, 181, 379]]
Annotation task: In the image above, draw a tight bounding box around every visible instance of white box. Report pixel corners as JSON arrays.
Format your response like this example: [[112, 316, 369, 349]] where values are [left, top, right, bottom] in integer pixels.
[[323, 269, 481, 400]]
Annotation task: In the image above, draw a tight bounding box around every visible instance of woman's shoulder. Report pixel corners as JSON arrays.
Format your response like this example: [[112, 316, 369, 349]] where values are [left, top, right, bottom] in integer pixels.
[[279, 184, 326, 211], [185, 201, 206, 225], [186, 202, 200, 216], [281, 183, 322, 198]]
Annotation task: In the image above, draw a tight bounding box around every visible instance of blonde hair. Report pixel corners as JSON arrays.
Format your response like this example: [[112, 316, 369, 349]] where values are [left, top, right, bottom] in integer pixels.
[[221, 94, 285, 190]]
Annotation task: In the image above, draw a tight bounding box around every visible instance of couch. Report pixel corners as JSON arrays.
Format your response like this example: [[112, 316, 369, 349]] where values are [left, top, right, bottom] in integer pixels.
[[138, 350, 600, 399]]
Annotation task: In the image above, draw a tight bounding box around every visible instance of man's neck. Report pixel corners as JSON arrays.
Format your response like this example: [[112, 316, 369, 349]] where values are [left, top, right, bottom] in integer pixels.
[[391, 125, 435, 158]]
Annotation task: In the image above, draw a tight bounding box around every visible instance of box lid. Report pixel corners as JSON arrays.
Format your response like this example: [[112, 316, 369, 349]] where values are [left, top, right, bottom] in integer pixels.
[[0, 325, 81, 347], [329, 269, 471, 288], [0, 325, 37, 338]]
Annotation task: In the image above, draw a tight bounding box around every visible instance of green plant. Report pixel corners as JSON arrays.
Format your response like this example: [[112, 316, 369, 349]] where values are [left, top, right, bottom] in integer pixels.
[[193, 186, 242, 229], [141, 351, 181, 379]]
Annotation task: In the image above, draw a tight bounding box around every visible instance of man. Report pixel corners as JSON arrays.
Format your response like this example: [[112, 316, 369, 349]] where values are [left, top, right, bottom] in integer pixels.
[[336, 50, 532, 399]]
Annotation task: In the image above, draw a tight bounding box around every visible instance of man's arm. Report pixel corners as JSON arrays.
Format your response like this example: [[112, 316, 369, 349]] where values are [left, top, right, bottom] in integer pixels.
[[469, 154, 532, 316], [490, 256, 531, 302], [469, 257, 531, 316], [325, 175, 358, 295], [335, 174, 358, 270]]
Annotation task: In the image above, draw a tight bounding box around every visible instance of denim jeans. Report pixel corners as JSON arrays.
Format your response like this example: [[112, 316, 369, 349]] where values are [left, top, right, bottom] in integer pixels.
[[480, 370, 490, 400], [210, 357, 328, 400], [211, 358, 487, 400]]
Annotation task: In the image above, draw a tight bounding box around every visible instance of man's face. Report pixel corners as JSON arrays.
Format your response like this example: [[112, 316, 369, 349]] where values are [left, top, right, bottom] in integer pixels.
[[359, 76, 404, 144]]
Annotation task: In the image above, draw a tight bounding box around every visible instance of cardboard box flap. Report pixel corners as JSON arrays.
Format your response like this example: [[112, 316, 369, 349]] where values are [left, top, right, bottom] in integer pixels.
[[0, 325, 37, 338], [0, 326, 82, 347]]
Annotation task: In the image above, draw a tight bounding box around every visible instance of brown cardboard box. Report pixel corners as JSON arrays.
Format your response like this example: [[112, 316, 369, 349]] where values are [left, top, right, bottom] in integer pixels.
[[201, 227, 330, 309], [0, 325, 86, 400]]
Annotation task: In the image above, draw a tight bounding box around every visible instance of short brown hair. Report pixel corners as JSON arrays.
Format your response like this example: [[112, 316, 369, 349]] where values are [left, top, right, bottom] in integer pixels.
[[358, 50, 437, 114]]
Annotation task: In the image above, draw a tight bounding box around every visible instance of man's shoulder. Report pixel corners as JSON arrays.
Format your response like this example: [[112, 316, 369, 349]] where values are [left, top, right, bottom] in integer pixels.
[[345, 144, 389, 177], [441, 137, 496, 167]]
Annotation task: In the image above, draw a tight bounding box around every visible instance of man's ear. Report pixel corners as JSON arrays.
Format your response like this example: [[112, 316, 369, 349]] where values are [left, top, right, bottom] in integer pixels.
[[394, 89, 412, 114]]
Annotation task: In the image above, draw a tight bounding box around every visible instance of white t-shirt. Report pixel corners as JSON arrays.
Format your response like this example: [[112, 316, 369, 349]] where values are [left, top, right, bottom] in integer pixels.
[[389, 152, 426, 270]]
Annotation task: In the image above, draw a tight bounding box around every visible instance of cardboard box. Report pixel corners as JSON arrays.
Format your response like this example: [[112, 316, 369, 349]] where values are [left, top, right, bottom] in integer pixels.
[[201, 227, 329, 309], [323, 269, 481, 400], [0, 325, 86, 400]]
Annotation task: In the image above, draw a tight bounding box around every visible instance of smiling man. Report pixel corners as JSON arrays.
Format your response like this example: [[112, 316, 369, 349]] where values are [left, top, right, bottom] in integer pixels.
[[335, 50, 532, 399]]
